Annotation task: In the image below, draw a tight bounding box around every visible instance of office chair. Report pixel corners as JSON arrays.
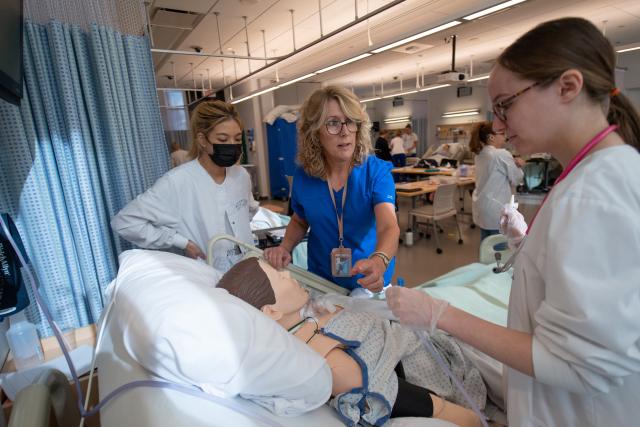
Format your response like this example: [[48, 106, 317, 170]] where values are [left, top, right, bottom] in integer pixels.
[[409, 183, 463, 254]]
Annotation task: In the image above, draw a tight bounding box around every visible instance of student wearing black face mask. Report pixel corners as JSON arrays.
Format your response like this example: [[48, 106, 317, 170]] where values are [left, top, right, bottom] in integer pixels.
[[111, 100, 258, 272]]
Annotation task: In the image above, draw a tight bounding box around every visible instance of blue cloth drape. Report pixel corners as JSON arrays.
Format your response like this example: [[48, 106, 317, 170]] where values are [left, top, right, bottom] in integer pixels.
[[0, 20, 168, 335], [411, 117, 428, 156]]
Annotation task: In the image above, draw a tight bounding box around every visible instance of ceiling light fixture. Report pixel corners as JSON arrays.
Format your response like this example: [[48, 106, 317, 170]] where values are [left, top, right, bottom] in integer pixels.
[[371, 21, 462, 54], [419, 84, 450, 92], [360, 96, 381, 103], [384, 116, 411, 124], [442, 108, 480, 118], [278, 73, 317, 87], [617, 45, 640, 53], [467, 74, 490, 82], [462, 0, 526, 21], [315, 53, 372, 73]]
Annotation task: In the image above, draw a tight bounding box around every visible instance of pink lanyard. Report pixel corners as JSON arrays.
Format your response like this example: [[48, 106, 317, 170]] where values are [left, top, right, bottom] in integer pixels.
[[526, 124, 618, 234]]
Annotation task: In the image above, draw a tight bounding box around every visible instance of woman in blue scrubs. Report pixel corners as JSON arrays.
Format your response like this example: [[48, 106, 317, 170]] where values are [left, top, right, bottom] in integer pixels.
[[264, 86, 399, 292]]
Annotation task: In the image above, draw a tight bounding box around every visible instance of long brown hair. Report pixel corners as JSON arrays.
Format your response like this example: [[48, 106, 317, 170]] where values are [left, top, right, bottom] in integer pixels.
[[469, 121, 494, 154], [188, 100, 244, 159], [498, 17, 640, 150]]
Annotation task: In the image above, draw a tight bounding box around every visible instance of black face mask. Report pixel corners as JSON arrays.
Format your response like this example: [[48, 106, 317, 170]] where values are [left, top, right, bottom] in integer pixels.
[[209, 143, 242, 167]]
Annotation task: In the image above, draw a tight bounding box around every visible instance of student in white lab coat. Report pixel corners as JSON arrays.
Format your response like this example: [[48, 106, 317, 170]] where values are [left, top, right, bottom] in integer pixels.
[[470, 121, 524, 244], [386, 17, 640, 426], [111, 100, 258, 271]]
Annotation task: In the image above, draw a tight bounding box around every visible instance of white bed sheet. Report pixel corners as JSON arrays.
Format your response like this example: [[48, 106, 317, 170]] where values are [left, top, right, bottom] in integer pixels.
[[97, 302, 456, 427]]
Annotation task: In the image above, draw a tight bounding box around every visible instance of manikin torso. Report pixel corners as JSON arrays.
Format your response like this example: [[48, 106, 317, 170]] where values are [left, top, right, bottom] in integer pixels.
[[292, 309, 363, 396]]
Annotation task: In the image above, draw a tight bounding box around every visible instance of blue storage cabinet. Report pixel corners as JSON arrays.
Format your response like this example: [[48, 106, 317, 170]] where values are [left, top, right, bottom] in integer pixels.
[[266, 118, 298, 199]]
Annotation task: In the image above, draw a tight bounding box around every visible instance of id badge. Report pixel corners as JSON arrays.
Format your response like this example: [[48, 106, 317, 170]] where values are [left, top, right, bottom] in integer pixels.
[[331, 247, 352, 277]]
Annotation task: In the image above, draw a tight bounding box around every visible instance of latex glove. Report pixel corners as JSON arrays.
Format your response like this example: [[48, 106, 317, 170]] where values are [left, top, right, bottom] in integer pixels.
[[499, 204, 527, 250], [184, 240, 206, 260], [385, 287, 449, 334], [263, 245, 292, 269], [351, 257, 386, 293]]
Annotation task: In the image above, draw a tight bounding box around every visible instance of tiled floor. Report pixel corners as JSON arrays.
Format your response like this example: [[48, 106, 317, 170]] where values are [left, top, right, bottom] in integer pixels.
[[260, 192, 542, 289]]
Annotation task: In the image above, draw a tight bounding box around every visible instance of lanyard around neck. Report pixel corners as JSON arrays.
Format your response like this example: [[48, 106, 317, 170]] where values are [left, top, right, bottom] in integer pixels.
[[527, 124, 618, 234], [327, 177, 348, 247]]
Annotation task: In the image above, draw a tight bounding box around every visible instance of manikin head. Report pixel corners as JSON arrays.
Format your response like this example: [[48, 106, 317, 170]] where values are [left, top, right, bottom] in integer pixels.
[[216, 257, 310, 324]]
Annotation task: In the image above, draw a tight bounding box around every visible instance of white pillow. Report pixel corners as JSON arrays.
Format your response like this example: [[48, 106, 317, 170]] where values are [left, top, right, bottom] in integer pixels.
[[109, 249, 331, 416]]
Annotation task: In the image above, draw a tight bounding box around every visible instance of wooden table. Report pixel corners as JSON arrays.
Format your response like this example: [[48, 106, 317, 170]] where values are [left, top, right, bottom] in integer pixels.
[[391, 166, 455, 178]]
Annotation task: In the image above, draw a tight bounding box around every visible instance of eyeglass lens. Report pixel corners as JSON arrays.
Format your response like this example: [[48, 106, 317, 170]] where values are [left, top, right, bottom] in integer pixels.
[[326, 120, 358, 135]]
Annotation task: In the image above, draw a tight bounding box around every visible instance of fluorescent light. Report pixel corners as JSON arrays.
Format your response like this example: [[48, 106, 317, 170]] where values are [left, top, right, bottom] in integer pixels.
[[462, 0, 526, 21], [617, 46, 640, 53], [230, 85, 279, 104], [360, 96, 381, 103], [467, 74, 490, 82], [278, 73, 317, 87], [419, 84, 450, 92], [384, 116, 411, 123], [442, 108, 480, 118], [315, 53, 372, 74], [371, 21, 462, 54]]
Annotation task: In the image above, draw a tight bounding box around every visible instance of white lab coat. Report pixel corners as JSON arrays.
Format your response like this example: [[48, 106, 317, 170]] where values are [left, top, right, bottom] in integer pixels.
[[111, 159, 259, 271], [472, 145, 523, 230], [506, 144, 640, 426]]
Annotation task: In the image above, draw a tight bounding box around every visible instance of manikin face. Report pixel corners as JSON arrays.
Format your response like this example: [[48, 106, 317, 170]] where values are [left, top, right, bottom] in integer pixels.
[[318, 99, 357, 164], [258, 259, 310, 316], [488, 64, 558, 156]]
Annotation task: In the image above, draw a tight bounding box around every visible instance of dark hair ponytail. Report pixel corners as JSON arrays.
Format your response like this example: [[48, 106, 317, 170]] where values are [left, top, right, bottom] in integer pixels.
[[469, 121, 493, 154], [608, 92, 640, 151], [498, 17, 640, 150]]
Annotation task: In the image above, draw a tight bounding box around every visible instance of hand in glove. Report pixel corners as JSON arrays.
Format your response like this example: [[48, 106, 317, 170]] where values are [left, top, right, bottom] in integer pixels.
[[499, 204, 528, 250], [385, 287, 449, 334]]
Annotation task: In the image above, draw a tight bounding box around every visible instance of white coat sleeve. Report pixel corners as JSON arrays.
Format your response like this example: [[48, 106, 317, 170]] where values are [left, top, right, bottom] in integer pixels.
[[532, 195, 640, 395], [111, 174, 190, 250], [498, 151, 524, 186]]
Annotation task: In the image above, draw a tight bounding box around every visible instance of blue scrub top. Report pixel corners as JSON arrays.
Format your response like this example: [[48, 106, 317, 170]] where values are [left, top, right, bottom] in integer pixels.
[[291, 155, 396, 290]]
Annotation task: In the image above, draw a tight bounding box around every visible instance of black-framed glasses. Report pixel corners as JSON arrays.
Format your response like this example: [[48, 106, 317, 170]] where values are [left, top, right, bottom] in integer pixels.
[[492, 81, 541, 122], [325, 119, 360, 135]]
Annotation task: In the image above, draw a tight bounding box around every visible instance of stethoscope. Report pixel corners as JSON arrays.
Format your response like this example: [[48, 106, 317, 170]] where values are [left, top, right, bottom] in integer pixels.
[[492, 239, 525, 274], [491, 124, 619, 274]]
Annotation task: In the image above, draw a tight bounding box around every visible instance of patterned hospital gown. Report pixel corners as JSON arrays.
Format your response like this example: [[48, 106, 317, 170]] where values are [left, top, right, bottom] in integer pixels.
[[322, 310, 486, 427]]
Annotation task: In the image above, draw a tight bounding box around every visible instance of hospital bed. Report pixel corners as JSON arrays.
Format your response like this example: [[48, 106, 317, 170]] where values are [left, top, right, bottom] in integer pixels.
[[95, 234, 512, 427]]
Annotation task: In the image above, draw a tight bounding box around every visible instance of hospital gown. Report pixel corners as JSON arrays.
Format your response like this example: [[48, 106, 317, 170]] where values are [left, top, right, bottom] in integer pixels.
[[323, 310, 486, 426]]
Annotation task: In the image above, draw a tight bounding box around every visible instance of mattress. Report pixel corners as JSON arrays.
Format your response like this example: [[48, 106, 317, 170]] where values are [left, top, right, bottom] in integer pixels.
[[96, 305, 455, 427]]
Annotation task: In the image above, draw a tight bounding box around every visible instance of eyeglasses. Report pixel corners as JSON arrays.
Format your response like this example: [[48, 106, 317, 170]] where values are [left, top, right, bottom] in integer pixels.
[[325, 119, 360, 135], [492, 81, 541, 122]]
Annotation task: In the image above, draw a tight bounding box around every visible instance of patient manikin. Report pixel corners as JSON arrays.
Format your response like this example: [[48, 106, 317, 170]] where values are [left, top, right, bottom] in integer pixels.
[[217, 258, 489, 427]]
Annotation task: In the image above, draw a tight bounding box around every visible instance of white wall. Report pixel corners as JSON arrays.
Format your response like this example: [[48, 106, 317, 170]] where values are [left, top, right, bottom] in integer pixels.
[[617, 50, 640, 111]]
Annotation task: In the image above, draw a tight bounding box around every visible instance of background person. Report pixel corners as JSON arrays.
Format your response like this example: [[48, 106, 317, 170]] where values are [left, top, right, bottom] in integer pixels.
[[387, 17, 640, 427], [170, 142, 190, 168], [469, 121, 524, 245], [374, 129, 392, 161], [402, 124, 418, 157], [112, 100, 258, 271], [389, 129, 406, 182], [264, 86, 399, 293]]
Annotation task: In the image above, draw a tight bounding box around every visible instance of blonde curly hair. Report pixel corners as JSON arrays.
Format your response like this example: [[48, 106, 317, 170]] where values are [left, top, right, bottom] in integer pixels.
[[297, 86, 372, 179]]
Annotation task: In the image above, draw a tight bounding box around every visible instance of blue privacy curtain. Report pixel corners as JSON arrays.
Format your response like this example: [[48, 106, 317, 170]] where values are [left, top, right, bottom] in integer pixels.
[[0, 20, 168, 335]]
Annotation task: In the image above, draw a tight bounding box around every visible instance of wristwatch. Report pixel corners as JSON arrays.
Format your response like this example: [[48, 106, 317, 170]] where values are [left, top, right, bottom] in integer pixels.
[[369, 251, 391, 270]]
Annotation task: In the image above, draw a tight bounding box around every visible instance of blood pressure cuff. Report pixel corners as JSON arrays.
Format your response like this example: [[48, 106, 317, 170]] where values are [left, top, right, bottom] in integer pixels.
[[0, 213, 30, 320]]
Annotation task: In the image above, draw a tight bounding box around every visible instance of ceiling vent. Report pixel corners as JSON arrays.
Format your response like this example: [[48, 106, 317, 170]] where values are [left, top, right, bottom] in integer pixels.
[[391, 42, 434, 55]]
